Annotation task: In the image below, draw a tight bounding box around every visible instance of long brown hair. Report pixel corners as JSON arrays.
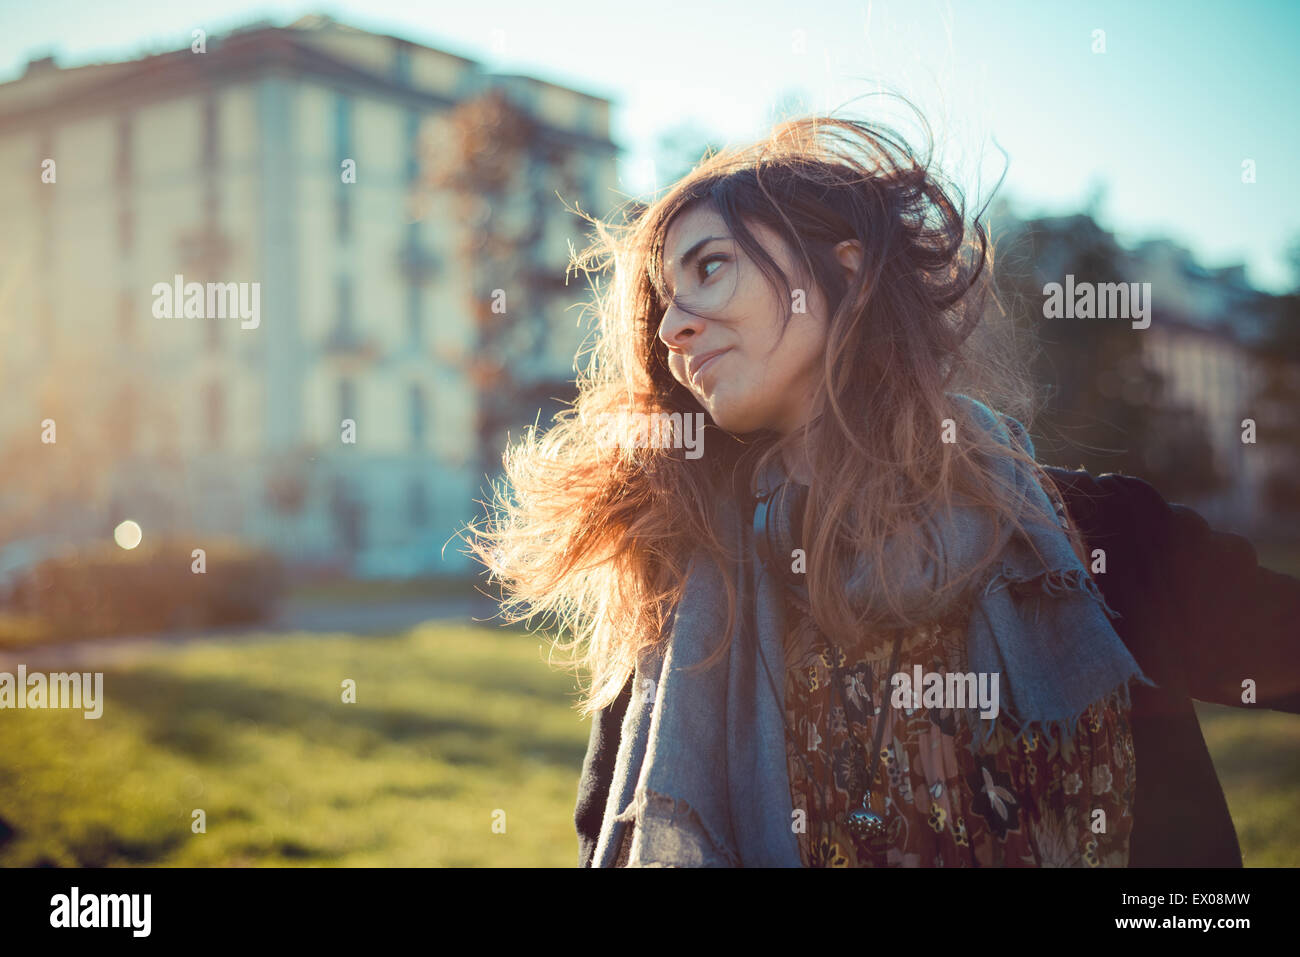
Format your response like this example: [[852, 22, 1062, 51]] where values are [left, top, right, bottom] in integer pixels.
[[468, 101, 1083, 718]]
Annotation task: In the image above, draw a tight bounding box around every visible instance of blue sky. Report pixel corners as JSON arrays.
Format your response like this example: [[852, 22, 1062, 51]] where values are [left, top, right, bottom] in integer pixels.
[[3, 0, 1298, 292]]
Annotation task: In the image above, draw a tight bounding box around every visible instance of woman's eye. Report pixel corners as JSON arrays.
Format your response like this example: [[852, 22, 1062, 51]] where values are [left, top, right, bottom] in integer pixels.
[[697, 254, 726, 283]]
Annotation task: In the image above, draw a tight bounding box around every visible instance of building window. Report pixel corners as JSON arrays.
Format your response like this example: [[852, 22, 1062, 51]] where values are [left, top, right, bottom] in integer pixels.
[[334, 92, 353, 243], [334, 92, 352, 162], [117, 207, 134, 253], [37, 129, 55, 269], [336, 275, 354, 342], [338, 377, 357, 424], [393, 41, 412, 85], [204, 381, 224, 449], [576, 97, 596, 136], [118, 290, 133, 342], [330, 476, 364, 553], [202, 95, 219, 171], [405, 108, 420, 183], [116, 386, 138, 453], [408, 478, 428, 526], [114, 116, 134, 255], [409, 384, 426, 448], [203, 183, 221, 228], [114, 115, 132, 186], [337, 187, 351, 243], [406, 279, 422, 345]]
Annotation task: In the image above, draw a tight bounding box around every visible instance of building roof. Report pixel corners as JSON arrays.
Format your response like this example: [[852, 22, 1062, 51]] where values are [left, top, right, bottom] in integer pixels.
[[0, 18, 618, 153]]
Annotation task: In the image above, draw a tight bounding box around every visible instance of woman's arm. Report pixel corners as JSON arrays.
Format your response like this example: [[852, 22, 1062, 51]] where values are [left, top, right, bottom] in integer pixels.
[[1044, 467, 1300, 714], [574, 676, 631, 867], [1157, 486, 1300, 712]]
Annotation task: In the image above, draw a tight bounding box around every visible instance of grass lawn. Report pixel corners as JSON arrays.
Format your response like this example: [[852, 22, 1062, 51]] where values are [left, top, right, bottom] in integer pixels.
[[1199, 542, 1300, 867], [0, 622, 591, 867], [284, 575, 490, 604], [0, 620, 1296, 867], [1195, 701, 1300, 867], [1256, 542, 1300, 580]]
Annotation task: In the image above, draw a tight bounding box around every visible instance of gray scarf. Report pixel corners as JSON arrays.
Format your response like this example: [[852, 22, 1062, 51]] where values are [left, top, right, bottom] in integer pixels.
[[590, 393, 1156, 867]]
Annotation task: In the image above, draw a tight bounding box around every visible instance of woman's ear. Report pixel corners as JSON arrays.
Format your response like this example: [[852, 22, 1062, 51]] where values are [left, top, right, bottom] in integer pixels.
[[834, 238, 864, 278]]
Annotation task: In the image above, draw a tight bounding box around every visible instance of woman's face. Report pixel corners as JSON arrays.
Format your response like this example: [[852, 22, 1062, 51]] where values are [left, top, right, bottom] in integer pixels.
[[656, 204, 855, 436]]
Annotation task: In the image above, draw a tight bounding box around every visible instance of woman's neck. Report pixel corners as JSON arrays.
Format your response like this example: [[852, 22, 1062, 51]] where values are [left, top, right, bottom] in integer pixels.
[[779, 436, 814, 485]]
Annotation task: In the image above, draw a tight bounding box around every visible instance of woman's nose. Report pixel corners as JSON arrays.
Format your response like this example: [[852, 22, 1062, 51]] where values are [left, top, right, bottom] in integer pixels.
[[657, 301, 703, 347]]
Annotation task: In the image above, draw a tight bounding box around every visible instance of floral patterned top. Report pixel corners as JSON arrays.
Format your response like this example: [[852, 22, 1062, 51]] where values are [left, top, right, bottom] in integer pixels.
[[782, 588, 1138, 867]]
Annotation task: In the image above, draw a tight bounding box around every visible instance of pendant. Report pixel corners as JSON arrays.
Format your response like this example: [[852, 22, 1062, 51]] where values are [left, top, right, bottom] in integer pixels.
[[846, 790, 888, 841]]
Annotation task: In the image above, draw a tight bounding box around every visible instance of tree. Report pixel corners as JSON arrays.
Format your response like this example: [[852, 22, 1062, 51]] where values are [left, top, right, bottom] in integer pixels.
[[420, 87, 586, 479], [1254, 289, 1300, 514], [992, 212, 1227, 500]]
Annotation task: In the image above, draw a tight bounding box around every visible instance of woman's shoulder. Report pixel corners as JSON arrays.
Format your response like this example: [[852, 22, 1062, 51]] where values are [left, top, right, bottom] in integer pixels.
[[1039, 466, 1170, 536]]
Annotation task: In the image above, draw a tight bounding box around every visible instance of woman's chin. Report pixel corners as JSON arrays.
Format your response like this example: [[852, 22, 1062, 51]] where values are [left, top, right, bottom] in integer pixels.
[[704, 404, 761, 436]]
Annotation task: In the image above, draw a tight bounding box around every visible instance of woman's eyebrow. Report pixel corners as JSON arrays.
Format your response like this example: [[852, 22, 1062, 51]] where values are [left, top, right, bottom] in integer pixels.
[[664, 235, 728, 290]]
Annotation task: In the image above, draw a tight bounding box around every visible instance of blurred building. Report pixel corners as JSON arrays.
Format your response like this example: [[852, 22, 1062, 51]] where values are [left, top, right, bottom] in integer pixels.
[[0, 15, 619, 576], [1130, 239, 1282, 530], [990, 203, 1295, 535]]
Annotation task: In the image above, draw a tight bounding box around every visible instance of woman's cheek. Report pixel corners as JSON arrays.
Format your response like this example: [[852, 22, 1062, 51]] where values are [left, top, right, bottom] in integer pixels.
[[669, 358, 689, 391]]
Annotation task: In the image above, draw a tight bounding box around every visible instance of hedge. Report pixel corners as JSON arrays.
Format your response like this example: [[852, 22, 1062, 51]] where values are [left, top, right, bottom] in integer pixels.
[[2, 538, 284, 643]]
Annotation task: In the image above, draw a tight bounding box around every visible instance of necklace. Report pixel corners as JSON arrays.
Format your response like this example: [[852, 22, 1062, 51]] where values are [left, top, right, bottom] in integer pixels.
[[786, 597, 904, 861], [833, 625, 905, 846], [752, 479, 905, 865]]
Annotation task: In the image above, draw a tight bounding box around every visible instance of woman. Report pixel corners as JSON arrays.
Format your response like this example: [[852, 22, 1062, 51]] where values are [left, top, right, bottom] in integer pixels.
[[472, 111, 1299, 867]]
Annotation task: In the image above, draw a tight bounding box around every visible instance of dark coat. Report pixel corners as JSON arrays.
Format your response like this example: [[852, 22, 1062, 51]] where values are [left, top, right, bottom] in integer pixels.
[[574, 467, 1300, 867]]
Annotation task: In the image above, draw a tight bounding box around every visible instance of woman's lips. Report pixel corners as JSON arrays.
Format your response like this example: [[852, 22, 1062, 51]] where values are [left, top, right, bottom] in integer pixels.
[[691, 349, 730, 388]]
